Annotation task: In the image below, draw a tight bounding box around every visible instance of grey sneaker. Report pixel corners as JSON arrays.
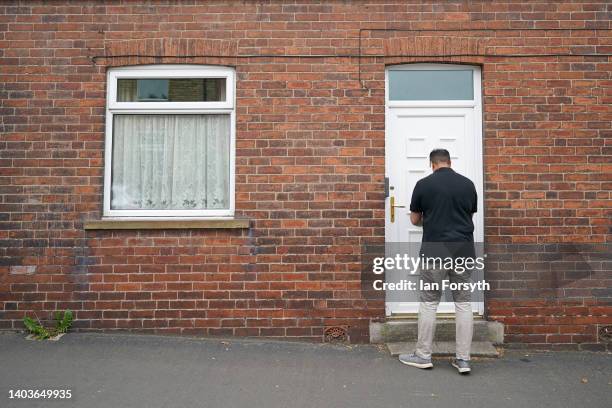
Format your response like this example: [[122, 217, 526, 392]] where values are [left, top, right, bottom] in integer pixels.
[[451, 359, 471, 374], [398, 353, 433, 369]]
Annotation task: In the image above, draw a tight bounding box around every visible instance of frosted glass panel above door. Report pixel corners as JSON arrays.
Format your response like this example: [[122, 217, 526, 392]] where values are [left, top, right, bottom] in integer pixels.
[[388, 70, 474, 100]]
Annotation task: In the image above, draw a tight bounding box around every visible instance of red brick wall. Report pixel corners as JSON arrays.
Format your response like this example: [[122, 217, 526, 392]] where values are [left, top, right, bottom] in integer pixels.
[[1, 1, 610, 348]]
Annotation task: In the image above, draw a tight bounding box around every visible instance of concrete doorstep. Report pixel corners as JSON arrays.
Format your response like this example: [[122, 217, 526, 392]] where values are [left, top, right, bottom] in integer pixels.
[[387, 341, 500, 357], [370, 319, 505, 344]]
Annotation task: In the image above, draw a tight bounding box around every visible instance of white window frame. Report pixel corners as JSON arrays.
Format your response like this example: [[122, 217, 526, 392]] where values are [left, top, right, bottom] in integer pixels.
[[104, 65, 236, 218]]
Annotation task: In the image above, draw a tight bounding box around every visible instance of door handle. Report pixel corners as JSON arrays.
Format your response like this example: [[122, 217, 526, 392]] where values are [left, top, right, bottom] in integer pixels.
[[390, 196, 406, 223]]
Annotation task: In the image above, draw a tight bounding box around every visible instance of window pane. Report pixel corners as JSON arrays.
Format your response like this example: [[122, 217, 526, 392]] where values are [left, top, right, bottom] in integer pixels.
[[137, 79, 168, 100], [111, 114, 230, 210], [388, 70, 473, 100], [117, 78, 226, 102]]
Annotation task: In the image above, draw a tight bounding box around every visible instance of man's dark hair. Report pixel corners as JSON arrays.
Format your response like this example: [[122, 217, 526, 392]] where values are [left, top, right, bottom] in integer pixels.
[[429, 149, 451, 164]]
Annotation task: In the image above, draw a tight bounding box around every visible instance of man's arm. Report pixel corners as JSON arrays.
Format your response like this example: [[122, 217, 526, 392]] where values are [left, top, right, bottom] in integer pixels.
[[410, 212, 423, 226], [409, 180, 424, 227]]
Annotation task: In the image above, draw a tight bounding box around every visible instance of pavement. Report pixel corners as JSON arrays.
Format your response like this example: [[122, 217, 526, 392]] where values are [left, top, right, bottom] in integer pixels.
[[0, 332, 610, 408]]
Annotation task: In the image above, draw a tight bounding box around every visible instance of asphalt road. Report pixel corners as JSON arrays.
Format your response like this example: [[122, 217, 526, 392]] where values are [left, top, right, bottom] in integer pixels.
[[0, 332, 610, 408]]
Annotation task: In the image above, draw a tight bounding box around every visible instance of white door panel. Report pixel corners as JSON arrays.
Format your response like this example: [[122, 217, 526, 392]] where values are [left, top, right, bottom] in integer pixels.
[[385, 64, 484, 316]]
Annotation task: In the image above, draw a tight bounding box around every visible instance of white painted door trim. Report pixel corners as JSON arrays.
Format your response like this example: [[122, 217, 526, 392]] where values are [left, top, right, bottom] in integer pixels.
[[384, 63, 484, 316]]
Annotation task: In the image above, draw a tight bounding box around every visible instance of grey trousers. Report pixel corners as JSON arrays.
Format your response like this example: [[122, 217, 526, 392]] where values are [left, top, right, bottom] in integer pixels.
[[415, 268, 474, 361]]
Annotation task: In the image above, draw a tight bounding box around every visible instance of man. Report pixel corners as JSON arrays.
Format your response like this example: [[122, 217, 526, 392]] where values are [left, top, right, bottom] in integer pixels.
[[398, 149, 478, 374]]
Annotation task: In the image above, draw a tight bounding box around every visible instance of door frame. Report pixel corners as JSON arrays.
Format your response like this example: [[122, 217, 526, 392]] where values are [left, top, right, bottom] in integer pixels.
[[384, 63, 485, 316]]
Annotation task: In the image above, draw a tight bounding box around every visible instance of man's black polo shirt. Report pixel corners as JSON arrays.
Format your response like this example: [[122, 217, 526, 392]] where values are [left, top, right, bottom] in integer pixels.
[[410, 167, 477, 258]]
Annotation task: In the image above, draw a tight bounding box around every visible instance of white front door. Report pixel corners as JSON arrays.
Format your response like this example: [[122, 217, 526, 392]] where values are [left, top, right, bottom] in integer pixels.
[[385, 64, 484, 316]]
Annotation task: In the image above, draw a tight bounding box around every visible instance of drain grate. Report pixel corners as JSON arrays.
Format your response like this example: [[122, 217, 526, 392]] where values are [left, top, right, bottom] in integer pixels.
[[324, 326, 348, 343], [599, 325, 612, 343]]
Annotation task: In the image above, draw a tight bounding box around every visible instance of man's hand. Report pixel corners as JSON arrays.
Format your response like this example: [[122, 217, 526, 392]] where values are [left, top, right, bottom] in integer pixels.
[[410, 212, 423, 226]]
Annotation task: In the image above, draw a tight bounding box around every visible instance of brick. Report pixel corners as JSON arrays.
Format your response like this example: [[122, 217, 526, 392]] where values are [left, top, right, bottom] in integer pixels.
[[0, 0, 609, 346]]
